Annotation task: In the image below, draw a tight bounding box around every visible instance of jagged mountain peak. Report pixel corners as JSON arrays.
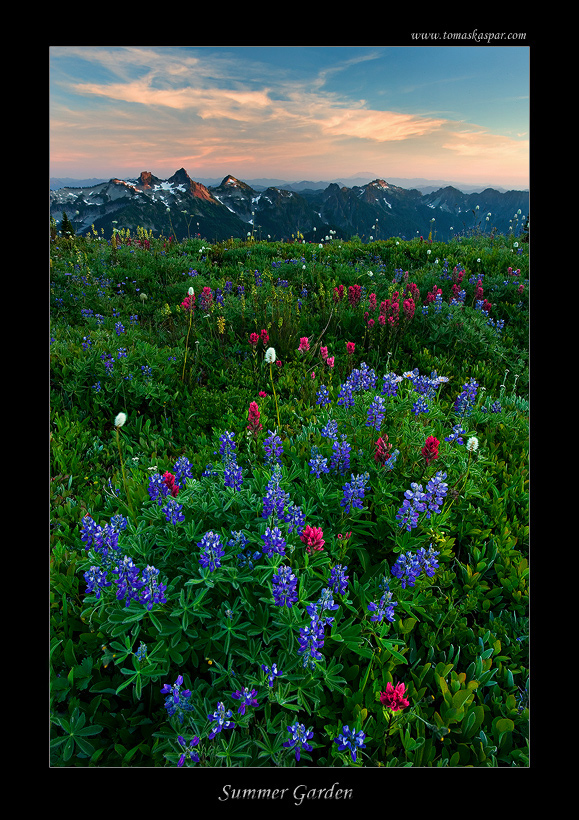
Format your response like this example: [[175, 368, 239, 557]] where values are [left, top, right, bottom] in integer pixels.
[[136, 171, 162, 189], [49, 166, 529, 243], [167, 167, 192, 186], [214, 175, 255, 192]]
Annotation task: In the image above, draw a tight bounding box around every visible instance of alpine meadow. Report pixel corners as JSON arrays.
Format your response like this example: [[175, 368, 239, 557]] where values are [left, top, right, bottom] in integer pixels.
[[49, 212, 529, 768]]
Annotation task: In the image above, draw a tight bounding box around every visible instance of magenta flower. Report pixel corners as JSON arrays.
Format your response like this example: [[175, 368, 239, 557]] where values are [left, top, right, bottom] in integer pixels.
[[346, 341, 355, 355], [246, 401, 262, 436], [421, 435, 440, 465], [300, 525, 325, 554], [380, 682, 410, 712], [298, 337, 310, 352]]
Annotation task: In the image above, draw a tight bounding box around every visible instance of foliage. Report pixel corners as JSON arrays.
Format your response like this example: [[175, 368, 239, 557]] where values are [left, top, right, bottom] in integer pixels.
[[50, 226, 529, 768]]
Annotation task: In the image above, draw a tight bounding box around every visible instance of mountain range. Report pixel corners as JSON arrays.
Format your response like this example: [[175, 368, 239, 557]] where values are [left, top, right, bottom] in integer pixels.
[[49, 167, 529, 243]]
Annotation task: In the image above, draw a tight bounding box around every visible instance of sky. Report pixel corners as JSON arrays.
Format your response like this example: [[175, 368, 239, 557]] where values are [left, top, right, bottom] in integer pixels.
[[49, 45, 529, 189]]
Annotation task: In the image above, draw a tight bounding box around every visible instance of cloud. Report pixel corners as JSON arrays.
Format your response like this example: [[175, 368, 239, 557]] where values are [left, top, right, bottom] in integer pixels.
[[50, 47, 528, 185], [441, 126, 529, 159]]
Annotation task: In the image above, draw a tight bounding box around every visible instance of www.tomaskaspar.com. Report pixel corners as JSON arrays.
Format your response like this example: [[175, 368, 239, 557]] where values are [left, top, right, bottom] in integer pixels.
[[411, 31, 526, 42]]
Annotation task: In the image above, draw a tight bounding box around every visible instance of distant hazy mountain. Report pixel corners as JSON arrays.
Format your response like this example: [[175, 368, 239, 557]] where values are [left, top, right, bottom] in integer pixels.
[[49, 177, 109, 190], [49, 168, 529, 243]]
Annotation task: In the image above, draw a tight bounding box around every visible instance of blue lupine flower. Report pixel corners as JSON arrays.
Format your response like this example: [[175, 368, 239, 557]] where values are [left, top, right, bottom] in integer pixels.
[[298, 615, 326, 669], [391, 552, 423, 589], [445, 424, 466, 445], [177, 735, 200, 767], [161, 675, 193, 724], [208, 702, 235, 739], [424, 471, 449, 517], [284, 502, 306, 534], [83, 565, 111, 599], [334, 725, 367, 762], [366, 395, 386, 430], [138, 564, 168, 610], [330, 436, 352, 475], [134, 642, 148, 662], [404, 482, 428, 508], [272, 565, 299, 607], [231, 687, 259, 715], [309, 447, 330, 478], [306, 587, 339, 626], [219, 431, 237, 463], [410, 371, 437, 399], [81, 336, 91, 350], [262, 525, 286, 557], [112, 555, 144, 606], [381, 372, 402, 397], [367, 587, 398, 622], [148, 472, 170, 504], [283, 723, 314, 762], [453, 379, 479, 417], [80, 515, 102, 549], [412, 396, 429, 415], [384, 448, 400, 471], [198, 531, 225, 572], [349, 362, 376, 391], [329, 564, 349, 596], [173, 456, 193, 486], [337, 381, 355, 408], [162, 497, 185, 524], [262, 466, 290, 521], [264, 430, 284, 465], [340, 472, 370, 514], [109, 514, 128, 532], [224, 460, 243, 490], [316, 384, 331, 407], [228, 530, 248, 551], [262, 663, 283, 687], [231, 532, 261, 569], [395, 498, 422, 532], [416, 544, 440, 577], [321, 419, 339, 441], [115, 322, 125, 335]]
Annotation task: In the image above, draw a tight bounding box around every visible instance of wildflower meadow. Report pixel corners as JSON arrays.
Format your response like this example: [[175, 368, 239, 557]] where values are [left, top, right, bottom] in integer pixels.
[[50, 222, 529, 771]]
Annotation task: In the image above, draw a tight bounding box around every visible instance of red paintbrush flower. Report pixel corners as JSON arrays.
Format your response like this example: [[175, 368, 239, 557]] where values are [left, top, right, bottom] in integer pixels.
[[380, 682, 409, 712], [421, 435, 440, 465], [299, 525, 325, 554]]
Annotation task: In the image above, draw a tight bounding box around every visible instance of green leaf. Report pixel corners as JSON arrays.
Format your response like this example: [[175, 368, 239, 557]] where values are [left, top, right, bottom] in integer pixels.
[[495, 717, 515, 734], [452, 689, 474, 710]]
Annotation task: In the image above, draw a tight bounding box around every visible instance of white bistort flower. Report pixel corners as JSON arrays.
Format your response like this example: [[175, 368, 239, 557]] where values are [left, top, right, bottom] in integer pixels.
[[265, 347, 277, 364], [115, 412, 127, 428], [466, 436, 479, 452]]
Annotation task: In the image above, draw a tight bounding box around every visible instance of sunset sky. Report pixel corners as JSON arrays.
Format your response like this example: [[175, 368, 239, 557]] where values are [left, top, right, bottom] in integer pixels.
[[49, 45, 529, 189]]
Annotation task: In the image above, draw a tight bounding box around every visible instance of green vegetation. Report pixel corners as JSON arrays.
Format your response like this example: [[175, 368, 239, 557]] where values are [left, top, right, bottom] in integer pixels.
[[50, 224, 528, 768]]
